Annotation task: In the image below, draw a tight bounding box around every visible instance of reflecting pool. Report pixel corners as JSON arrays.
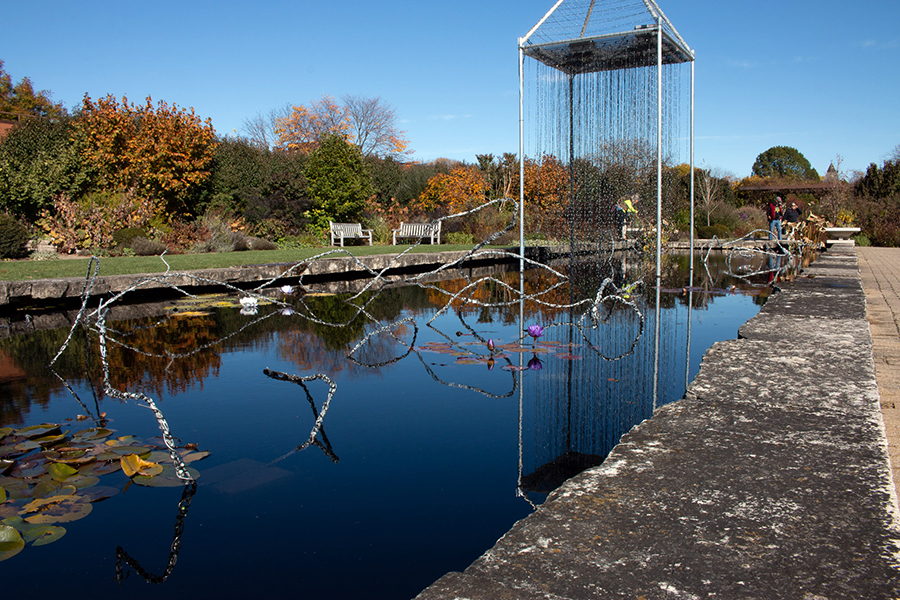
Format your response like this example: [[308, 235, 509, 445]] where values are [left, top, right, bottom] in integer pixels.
[[0, 252, 773, 598]]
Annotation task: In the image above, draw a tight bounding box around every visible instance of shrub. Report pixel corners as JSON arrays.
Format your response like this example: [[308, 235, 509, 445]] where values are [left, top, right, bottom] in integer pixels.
[[277, 230, 327, 250], [696, 223, 730, 239], [158, 219, 209, 253], [38, 190, 163, 253], [112, 227, 148, 248], [130, 236, 168, 256], [0, 213, 31, 259], [247, 236, 277, 251], [445, 231, 475, 245]]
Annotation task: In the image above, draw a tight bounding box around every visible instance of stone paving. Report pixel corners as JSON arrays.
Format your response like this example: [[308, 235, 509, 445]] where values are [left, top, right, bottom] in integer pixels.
[[416, 244, 900, 600], [859, 248, 900, 501]]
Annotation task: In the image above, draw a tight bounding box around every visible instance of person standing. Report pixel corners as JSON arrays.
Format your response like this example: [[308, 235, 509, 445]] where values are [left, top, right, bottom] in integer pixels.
[[784, 201, 802, 223], [767, 196, 784, 240]]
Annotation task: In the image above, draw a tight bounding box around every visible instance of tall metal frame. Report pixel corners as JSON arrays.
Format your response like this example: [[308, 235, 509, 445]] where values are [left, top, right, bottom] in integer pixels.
[[517, 0, 695, 272]]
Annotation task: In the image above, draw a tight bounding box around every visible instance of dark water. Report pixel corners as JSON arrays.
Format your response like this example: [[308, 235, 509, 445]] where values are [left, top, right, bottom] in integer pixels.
[[0, 252, 771, 599]]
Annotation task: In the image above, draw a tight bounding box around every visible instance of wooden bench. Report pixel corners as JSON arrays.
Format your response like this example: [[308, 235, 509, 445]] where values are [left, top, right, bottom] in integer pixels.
[[329, 222, 372, 246], [392, 221, 441, 245]]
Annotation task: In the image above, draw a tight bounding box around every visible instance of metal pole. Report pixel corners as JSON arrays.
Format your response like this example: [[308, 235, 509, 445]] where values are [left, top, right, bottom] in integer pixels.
[[519, 40, 526, 275], [655, 18, 663, 283], [690, 60, 695, 266], [653, 18, 663, 411]]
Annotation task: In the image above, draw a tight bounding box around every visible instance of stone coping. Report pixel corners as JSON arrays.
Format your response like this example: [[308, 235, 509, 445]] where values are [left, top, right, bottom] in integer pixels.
[[415, 244, 900, 599]]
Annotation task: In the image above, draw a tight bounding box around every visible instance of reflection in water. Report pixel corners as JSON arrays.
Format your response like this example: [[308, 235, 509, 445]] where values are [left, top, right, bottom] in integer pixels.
[[115, 481, 197, 584], [0, 221, 813, 596], [263, 369, 339, 463]]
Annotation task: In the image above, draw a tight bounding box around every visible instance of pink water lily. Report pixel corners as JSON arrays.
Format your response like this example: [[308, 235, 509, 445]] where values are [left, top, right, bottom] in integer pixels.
[[527, 324, 544, 339], [487, 339, 495, 353]]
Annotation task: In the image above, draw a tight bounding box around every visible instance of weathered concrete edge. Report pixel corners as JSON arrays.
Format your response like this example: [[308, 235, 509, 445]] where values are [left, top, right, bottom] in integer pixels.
[[415, 245, 900, 599], [0, 249, 498, 307]]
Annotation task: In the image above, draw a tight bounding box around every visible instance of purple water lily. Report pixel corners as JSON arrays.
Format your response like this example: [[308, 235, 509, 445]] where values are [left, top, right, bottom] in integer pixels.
[[487, 339, 495, 354], [527, 324, 544, 347], [527, 355, 543, 371]]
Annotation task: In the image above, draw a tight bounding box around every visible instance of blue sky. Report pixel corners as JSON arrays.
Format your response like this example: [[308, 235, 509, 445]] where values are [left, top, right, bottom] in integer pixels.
[[2, 0, 897, 179]]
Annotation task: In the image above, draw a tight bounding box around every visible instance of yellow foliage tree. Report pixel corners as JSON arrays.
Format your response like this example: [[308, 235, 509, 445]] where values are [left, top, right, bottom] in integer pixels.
[[414, 166, 488, 215], [275, 94, 411, 159], [275, 95, 351, 153], [77, 94, 218, 217], [513, 154, 570, 233]]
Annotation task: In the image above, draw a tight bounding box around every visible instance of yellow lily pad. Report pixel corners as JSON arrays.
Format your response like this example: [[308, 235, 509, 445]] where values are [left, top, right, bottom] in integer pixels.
[[0, 523, 24, 562], [120, 453, 163, 478], [23, 525, 66, 546], [22, 495, 92, 524]]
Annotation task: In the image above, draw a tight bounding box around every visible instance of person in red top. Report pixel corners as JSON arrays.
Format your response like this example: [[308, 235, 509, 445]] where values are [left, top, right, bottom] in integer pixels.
[[767, 196, 784, 240]]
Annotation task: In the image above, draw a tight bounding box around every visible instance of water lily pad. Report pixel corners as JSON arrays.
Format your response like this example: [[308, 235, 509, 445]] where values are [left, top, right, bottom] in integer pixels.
[[12, 441, 39, 453], [15, 424, 61, 439], [120, 454, 163, 478], [455, 358, 486, 365], [47, 463, 78, 482], [0, 445, 23, 458], [0, 460, 12, 475], [31, 433, 68, 446], [22, 495, 92, 524], [77, 461, 121, 477], [71, 428, 113, 442], [14, 462, 47, 479], [0, 427, 13, 439], [0, 487, 5, 503], [0, 523, 24, 562], [105, 436, 139, 447], [145, 451, 174, 463], [180, 451, 210, 464], [67, 475, 100, 490], [133, 464, 199, 487], [78, 486, 119, 503], [95, 446, 151, 460], [172, 310, 213, 318], [0, 480, 30, 500], [23, 525, 65, 546], [33, 481, 76, 499]]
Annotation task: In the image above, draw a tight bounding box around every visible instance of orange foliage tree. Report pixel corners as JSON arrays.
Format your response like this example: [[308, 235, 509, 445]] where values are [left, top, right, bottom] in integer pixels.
[[413, 165, 488, 215], [512, 154, 570, 234], [275, 95, 350, 153], [77, 94, 218, 217], [275, 94, 410, 159]]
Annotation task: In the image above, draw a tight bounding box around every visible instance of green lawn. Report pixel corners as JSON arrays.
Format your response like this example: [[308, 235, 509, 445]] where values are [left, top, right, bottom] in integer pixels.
[[0, 244, 483, 281]]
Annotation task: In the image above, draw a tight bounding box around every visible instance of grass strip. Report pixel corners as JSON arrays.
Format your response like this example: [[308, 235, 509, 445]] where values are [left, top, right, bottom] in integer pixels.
[[0, 244, 482, 282]]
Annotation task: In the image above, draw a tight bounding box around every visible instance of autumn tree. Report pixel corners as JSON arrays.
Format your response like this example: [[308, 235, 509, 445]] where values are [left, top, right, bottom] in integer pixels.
[[275, 95, 350, 153], [77, 94, 219, 217], [414, 165, 488, 215], [511, 154, 570, 233], [343, 95, 411, 159], [242, 103, 292, 150], [275, 94, 410, 159], [304, 134, 373, 228], [0, 60, 66, 119]]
